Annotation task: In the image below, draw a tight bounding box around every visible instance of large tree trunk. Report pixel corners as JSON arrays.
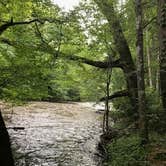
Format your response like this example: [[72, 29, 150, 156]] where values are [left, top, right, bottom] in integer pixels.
[[158, 0, 166, 111], [94, 0, 138, 112], [135, 0, 148, 144], [0, 20, 15, 166], [0, 111, 14, 166]]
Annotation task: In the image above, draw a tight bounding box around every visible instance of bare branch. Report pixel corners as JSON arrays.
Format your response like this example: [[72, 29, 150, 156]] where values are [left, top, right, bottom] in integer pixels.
[[143, 17, 157, 29], [100, 90, 129, 101], [34, 22, 47, 44]]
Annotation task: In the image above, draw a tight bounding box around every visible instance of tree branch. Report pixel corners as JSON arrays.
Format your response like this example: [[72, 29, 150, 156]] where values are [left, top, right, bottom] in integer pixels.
[[100, 90, 129, 101], [143, 17, 157, 29], [0, 36, 122, 70], [0, 37, 55, 55], [0, 19, 42, 35], [0, 38, 13, 45], [0, 17, 66, 36], [0, 38, 123, 69], [63, 54, 122, 69]]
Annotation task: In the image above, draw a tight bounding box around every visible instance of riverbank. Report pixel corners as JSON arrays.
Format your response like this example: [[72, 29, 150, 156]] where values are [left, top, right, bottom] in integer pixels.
[[99, 125, 166, 165]]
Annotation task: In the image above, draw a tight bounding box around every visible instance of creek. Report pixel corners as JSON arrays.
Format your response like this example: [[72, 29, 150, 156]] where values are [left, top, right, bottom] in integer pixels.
[[3, 102, 103, 166]]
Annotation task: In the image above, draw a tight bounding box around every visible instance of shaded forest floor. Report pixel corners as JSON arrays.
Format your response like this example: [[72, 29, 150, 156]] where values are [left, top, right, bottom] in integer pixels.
[[104, 134, 166, 166], [102, 114, 166, 166], [147, 134, 166, 166]]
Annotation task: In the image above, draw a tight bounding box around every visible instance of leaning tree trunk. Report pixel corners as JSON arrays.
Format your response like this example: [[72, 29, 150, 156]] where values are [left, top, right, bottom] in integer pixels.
[[158, 0, 166, 111], [0, 111, 14, 165], [0, 21, 15, 166], [135, 0, 148, 144], [94, 0, 138, 113]]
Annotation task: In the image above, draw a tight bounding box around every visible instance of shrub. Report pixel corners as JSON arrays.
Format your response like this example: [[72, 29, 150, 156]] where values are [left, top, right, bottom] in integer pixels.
[[105, 135, 147, 166]]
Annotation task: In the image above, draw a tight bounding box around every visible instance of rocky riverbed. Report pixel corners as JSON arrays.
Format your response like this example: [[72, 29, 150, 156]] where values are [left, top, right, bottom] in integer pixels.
[[2, 102, 103, 166]]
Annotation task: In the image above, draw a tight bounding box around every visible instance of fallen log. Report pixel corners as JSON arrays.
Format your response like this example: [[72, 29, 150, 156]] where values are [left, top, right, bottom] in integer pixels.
[[7, 127, 25, 130]]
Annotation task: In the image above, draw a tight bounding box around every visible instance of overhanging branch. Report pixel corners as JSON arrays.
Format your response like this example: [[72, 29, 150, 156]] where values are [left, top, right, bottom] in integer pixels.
[[0, 37, 55, 55], [100, 90, 129, 101], [0, 37, 122, 70], [0, 19, 42, 35], [0, 17, 66, 36], [63, 54, 122, 69]]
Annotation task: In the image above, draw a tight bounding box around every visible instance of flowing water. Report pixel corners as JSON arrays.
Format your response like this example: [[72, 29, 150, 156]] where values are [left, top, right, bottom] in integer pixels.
[[2, 102, 103, 166]]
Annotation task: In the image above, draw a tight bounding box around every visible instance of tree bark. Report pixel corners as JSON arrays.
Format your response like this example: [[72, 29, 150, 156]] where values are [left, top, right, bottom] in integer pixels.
[[135, 0, 148, 144], [156, 52, 160, 91], [146, 31, 153, 88], [0, 19, 16, 166], [158, 0, 166, 111], [0, 111, 14, 166]]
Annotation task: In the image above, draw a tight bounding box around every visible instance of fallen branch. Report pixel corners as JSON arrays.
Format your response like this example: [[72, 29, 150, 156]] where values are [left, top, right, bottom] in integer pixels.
[[7, 127, 25, 130]]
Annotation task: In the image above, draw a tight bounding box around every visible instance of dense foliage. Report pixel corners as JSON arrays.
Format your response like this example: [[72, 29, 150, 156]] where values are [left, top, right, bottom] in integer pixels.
[[0, 0, 109, 102], [0, 0, 165, 165]]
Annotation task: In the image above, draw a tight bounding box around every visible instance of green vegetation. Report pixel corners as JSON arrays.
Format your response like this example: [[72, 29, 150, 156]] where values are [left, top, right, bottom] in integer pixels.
[[104, 133, 166, 166], [0, 0, 165, 165], [0, 0, 107, 103], [105, 135, 147, 166]]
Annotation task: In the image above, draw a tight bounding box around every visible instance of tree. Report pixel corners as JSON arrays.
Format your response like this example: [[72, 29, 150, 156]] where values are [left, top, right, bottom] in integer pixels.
[[91, 0, 138, 116], [158, 0, 166, 111], [135, 0, 148, 144], [56, 0, 139, 121]]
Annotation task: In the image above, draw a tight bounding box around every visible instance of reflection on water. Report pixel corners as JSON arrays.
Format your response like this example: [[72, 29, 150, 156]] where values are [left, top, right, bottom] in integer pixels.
[[3, 102, 102, 166]]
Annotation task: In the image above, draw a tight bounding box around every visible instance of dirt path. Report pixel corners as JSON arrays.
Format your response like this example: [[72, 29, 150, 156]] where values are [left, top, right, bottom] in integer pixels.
[[2, 102, 102, 166]]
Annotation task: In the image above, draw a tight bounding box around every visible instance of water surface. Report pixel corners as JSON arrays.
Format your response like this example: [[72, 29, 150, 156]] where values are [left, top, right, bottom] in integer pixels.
[[3, 102, 102, 166]]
